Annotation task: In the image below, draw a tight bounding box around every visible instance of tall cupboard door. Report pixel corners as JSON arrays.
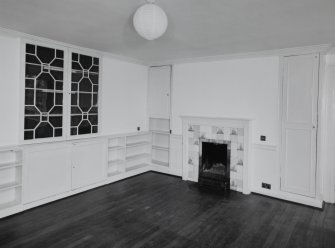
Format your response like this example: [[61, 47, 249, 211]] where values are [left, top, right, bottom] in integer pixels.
[[71, 140, 107, 190], [281, 53, 319, 197], [148, 66, 171, 118]]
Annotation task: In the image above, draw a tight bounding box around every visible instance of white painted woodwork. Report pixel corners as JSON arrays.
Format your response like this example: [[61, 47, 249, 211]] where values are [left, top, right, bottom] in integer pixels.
[[281, 54, 319, 197], [169, 135, 183, 176], [148, 66, 171, 118], [251, 144, 279, 192], [22, 144, 71, 203], [71, 140, 107, 190]]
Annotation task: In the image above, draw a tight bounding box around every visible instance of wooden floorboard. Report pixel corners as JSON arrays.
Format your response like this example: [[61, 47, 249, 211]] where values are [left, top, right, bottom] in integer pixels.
[[0, 172, 334, 248]]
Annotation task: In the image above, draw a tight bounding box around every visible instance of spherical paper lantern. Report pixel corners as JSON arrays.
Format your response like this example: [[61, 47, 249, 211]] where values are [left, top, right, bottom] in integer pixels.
[[133, 0, 168, 40]]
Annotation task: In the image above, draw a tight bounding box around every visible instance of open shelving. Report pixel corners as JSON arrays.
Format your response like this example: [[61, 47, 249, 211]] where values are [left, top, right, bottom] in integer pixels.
[[125, 133, 151, 172], [149, 117, 170, 167], [0, 147, 22, 210], [106, 132, 152, 176], [107, 136, 126, 177]]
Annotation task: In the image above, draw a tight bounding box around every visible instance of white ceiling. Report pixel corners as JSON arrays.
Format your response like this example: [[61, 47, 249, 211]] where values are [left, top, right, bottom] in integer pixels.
[[0, 0, 334, 64]]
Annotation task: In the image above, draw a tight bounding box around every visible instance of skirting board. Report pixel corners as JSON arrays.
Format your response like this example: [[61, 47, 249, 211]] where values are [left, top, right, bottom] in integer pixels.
[[151, 164, 182, 177], [252, 188, 323, 208]]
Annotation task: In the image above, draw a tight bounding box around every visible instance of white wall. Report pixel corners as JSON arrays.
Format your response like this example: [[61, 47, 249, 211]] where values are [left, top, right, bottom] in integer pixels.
[[0, 32, 20, 146], [0, 31, 148, 147], [101, 56, 148, 134], [171, 56, 280, 193], [171, 56, 280, 145]]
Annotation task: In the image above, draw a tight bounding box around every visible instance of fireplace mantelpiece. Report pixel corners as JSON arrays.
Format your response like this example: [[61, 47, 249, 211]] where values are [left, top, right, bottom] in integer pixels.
[[181, 116, 252, 194]]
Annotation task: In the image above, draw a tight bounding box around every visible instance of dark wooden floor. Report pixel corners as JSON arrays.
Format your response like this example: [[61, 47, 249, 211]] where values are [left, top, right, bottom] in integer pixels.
[[0, 172, 334, 248]]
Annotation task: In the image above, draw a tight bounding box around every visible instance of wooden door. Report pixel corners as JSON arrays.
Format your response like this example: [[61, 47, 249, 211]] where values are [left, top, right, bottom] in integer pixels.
[[281, 53, 319, 197], [71, 140, 107, 190], [23, 143, 71, 203], [148, 66, 171, 118]]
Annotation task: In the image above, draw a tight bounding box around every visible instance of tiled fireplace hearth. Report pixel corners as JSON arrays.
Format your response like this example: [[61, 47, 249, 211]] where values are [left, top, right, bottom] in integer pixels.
[[181, 116, 252, 194]]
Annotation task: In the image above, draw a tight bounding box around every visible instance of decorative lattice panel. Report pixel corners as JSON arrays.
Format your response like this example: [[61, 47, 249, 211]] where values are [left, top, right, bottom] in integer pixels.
[[70, 53, 99, 136], [24, 43, 64, 140]]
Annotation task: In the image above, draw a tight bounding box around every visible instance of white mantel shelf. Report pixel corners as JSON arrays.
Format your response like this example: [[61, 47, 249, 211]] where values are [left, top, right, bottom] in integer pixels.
[[181, 115, 253, 122]]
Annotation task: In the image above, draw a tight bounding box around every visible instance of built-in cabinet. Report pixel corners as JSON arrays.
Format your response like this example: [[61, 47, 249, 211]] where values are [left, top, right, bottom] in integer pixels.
[[0, 132, 156, 218], [280, 53, 320, 198], [23, 143, 71, 203], [23, 40, 100, 142], [148, 66, 171, 119], [147, 65, 177, 174], [23, 139, 107, 203], [72, 140, 107, 189]]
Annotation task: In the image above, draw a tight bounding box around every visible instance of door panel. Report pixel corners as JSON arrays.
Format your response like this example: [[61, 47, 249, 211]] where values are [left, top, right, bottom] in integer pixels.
[[281, 54, 319, 197], [285, 56, 315, 124], [284, 128, 314, 195], [23, 144, 71, 203], [71, 140, 107, 190], [148, 66, 171, 118]]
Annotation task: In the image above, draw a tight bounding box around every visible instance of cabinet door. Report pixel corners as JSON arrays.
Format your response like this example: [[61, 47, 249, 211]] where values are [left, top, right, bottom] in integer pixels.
[[148, 66, 171, 118], [72, 140, 107, 189], [281, 54, 319, 197], [23, 144, 71, 203]]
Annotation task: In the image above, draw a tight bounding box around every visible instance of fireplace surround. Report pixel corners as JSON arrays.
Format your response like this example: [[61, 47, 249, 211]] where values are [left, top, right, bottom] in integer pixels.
[[181, 116, 252, 194]]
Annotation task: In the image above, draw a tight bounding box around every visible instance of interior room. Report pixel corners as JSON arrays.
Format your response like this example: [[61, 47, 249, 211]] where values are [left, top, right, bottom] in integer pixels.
[[0, 0, 335, 247]]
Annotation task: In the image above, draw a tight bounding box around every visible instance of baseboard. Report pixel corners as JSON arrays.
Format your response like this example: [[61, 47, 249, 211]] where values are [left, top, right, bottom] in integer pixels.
[[150, 164, 182, 177], [252, 188, 323, 208]]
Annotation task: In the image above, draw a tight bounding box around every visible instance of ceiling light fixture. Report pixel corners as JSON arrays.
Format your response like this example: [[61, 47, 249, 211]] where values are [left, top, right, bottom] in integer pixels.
[[133, 0, 168, 41]]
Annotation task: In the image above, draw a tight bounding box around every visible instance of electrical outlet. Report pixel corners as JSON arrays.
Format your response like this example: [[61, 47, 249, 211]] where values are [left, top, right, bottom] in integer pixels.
[[260, 135, 266, 141], [137, 126, 140, 131], [262, 182, 271, 190]]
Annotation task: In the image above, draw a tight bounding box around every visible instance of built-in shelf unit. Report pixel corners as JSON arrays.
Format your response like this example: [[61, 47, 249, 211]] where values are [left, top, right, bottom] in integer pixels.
[[107, 136, 126, 177], [150, 117, 170, 167], [125, 133, 151, 172], [107, 132, 151, 177], [0, 147, 23, 210]]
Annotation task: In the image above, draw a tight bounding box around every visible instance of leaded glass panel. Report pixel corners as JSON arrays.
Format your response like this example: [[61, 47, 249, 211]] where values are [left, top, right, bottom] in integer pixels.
[[24, 43, 64, 140], [70, 53, 99, 136]]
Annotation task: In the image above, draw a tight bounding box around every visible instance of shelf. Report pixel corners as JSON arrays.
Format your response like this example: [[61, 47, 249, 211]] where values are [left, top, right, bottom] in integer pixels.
[[152, 145, 169, 151], [152, 160, 169, 167], [126, 153, 150, 161], [108, 159, 124, 164], [0, 200, 20, 210], [125, 131, 151, 138], [152, 130, 170, 135], [108, 145, 125, 150], [126, 141, 150, 148], [149, 116, 170, 120], [0, 162, 22, 170], [126, 163, 150, 172], [0, 182, 22, 192]]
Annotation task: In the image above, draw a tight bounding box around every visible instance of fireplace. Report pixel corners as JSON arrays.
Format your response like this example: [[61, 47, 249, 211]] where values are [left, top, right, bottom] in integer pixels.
[[199, 138, 231, 190]]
